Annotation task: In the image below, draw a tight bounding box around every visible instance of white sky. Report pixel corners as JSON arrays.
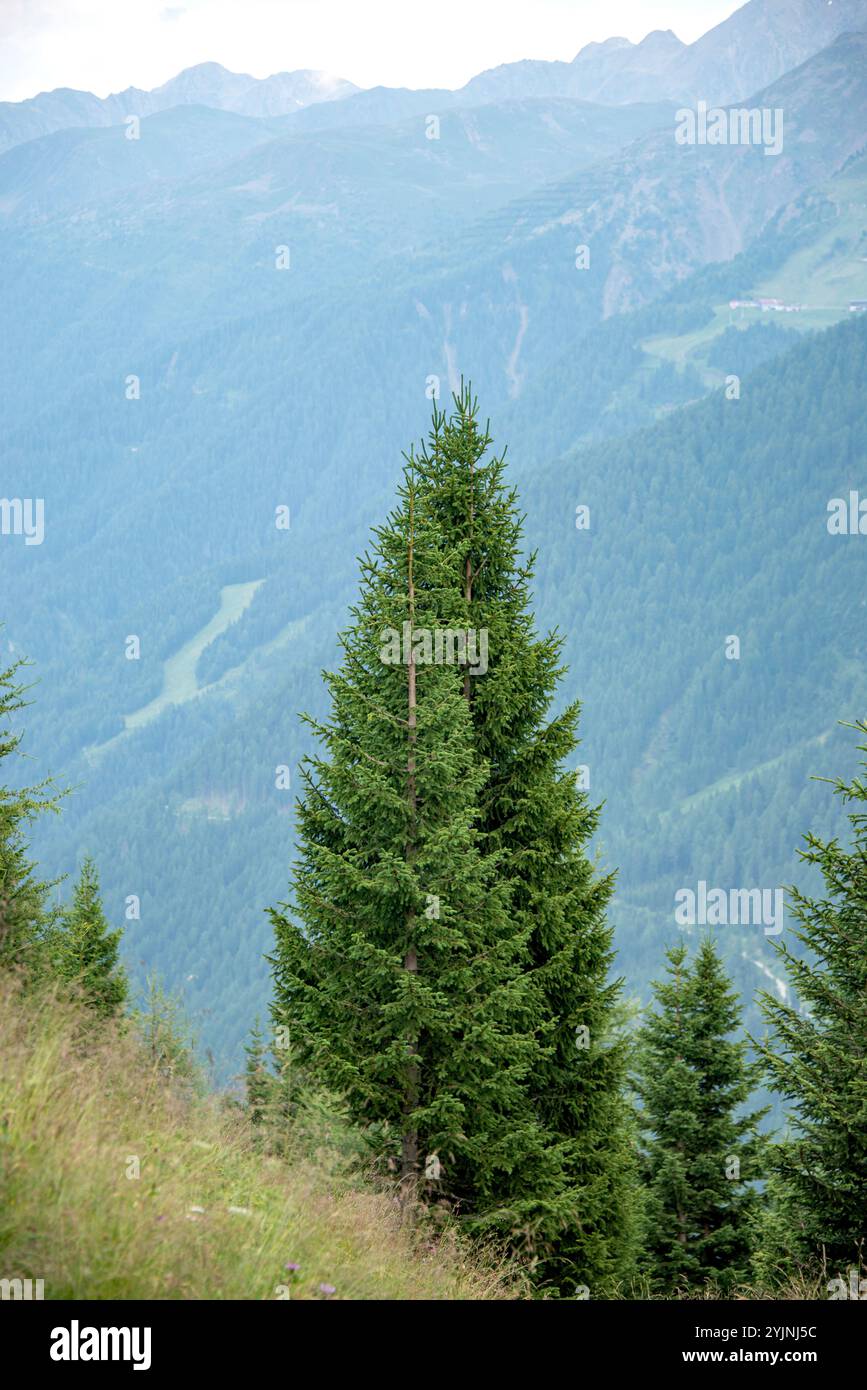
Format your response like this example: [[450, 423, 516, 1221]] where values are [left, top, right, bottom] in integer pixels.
[[0, 0, 744, 102]]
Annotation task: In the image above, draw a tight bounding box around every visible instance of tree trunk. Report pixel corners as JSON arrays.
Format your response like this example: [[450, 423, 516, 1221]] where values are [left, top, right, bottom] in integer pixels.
[[401, 483, 419, 1190], [463, 443, 475, 701]]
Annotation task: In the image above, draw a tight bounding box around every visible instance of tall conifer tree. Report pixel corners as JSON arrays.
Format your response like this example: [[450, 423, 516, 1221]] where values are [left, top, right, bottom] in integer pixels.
[[271, 394, 640, 1290], [636, 938, 766, 1292], [758, 720, 867, 1272], [269, 468, 563, 1230], [410, 386, 638, 1289]]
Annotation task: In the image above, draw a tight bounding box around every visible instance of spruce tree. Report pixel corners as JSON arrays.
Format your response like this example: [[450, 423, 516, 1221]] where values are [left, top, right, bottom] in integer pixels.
[[0, 653, 60, 973], [758, 720, 867, 1272], [244, 1020, 272, 1128], [137, 974, 197, 1083], [410, 386, 638, 1289], [54, 856, 127, 1017], [269, 468, 561, 1231], [636, 937, 766, 1293]]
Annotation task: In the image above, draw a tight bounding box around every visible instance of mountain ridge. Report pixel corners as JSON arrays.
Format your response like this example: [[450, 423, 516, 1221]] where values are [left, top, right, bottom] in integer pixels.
[[2, 0, 866, 156], [2, 0, 865, 1083], [0, 62, 359, 156]]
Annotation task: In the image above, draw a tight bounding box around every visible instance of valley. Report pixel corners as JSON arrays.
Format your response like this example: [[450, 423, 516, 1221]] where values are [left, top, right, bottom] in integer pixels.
[[1, 0, 865, 1081]]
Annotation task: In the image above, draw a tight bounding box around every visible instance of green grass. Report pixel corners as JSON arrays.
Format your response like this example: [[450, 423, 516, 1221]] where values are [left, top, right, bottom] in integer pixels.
[[125, 579, 264, 731], [0, 978, 840, 1301], [642, 305, 740, 382], [641, 166, 867, 381], [757, 173, 867, 311], [0, 979, 513, 1301]]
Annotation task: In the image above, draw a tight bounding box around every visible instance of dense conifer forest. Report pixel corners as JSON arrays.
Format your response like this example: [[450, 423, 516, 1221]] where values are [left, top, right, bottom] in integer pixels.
[[2, 386, 865, 1295], [1, 0, 865, 1310]]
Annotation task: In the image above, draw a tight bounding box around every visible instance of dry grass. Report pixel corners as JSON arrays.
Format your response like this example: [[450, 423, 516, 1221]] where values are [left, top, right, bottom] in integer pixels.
[[0, 979, 514, 1301]]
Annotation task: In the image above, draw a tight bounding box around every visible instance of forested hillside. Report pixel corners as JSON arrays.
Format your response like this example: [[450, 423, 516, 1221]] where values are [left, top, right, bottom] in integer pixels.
[[1, 10, 865, 1077], [523, 314, 867, 1041], [5, 308, 863, 1073], [2, 0, 867, 1312]]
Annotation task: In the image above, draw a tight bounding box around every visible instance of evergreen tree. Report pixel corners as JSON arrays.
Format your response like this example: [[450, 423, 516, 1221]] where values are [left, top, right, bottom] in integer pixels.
[[269, 467, 576, 1245], [410, 386, 639, 1289], [136, 974, 198, 1084], [636, 938, 766, 1293], [53, 856, 127, 1016], [748, 1170, 813, 1293], [758, 720, 867, 1273], [244, 1020, 272, 1128], [0, 653, 60, 973]]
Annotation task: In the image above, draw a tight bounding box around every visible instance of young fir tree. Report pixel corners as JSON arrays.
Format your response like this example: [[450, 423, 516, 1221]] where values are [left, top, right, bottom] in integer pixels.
[[244, 1020, 272, 1128], [0, 653, 60, 973], [410, 386, 639, 1290], [137, 974, 198, 1084], [54, 856, 127, 1017], [636, 938, 766, 1293], [757, 720, 867, 1273], [269, 468, 565, 1235]]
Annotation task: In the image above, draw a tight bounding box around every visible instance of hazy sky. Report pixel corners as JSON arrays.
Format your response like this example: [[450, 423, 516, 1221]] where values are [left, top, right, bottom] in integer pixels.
[[0, 0, 744, 102]]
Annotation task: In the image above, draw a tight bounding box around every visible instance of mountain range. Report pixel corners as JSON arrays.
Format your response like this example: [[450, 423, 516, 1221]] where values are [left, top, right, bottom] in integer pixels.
[[2, 0, 865, 156], [2, 0, 866, 1077], [466, 0, 867, 106]]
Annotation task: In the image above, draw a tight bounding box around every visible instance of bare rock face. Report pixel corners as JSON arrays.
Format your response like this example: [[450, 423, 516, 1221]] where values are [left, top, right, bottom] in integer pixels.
[[668, 0, 867, 106], [463, 0, 867, 108]]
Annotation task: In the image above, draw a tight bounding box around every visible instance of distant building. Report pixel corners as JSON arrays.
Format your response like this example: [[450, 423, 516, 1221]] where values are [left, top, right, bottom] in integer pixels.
[[729, 297, 802, 312], [849, 300, 867, 313]]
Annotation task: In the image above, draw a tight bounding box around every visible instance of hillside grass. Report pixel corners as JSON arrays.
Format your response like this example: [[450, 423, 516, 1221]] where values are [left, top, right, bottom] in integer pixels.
[[0, 979, 514, 1301], [639, 165, 867, 385], [0, 979, 838, 1303], [124, 578, 264, 732]]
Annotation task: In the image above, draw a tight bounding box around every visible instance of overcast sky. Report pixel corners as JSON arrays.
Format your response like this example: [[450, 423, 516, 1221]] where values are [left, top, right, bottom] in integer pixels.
[[0, 0, 744, 102]]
